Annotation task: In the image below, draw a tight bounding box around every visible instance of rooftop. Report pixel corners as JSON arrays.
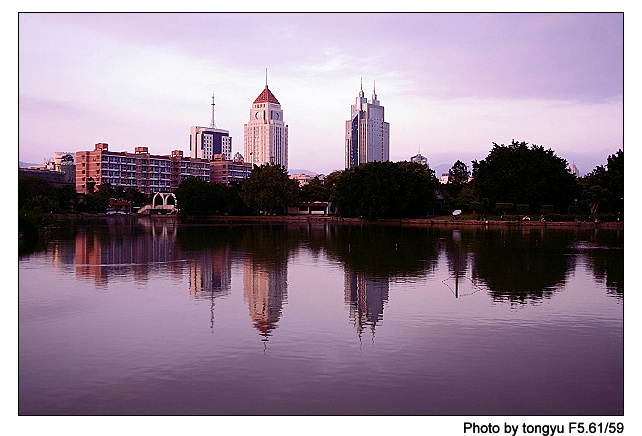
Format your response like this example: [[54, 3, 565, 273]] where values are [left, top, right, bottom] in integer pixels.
[[253, 86, 280, 104]]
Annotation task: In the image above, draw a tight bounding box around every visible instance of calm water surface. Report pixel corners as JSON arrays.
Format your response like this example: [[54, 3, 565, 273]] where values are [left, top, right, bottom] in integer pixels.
[[18, 218, 623, 415]]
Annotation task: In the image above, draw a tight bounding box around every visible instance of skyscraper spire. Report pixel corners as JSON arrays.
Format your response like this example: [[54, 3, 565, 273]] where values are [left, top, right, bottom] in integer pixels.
[[359, 77, 364, 98], [372, 79, 377, 101], [210, 92, 217, 128], [266, 68, 268, 88]]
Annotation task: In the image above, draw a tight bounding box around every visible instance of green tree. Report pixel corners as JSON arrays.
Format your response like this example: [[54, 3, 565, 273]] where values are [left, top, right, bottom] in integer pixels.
[[580, 149, 623, 213], [472, 140, 578, 213], [23, 195, 58, 214], [86, 177, 96, 194], [241, 164, 300, 215], [124, 187, 150, 208], [80, 182, 115, 213], [56, 184, 78, 213], [454, 185, 478, 211], [223, 182, 251, 216], [448, 160, 470, 186], [174, 177, 218, 216], [606, 149, 623, 209], [19, 175, 56, 210], [300, 176, 329, 202], [580, 185, 613, 215], [442, 160, 472, 207], [332, 161, 438, 220]]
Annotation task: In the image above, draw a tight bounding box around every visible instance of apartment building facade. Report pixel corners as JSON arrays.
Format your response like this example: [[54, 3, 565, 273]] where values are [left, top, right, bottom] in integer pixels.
[[76, 143, 210, 194], [209, 153, 253, 185]]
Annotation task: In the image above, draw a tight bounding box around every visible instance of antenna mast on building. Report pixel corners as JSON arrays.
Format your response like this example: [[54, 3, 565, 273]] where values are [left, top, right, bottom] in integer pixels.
[[210, 92, 217, 128]]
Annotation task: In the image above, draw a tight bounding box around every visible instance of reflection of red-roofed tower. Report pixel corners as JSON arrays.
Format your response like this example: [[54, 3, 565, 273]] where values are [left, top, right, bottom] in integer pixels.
[[244, 71, 289, 170], [243, 259, 288, 342]]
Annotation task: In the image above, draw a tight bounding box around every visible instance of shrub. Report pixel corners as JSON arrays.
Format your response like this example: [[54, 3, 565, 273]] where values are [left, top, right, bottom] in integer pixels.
[[495, 202, 514, 211], [469, 201, 483, 211], [594, 213, 623, 222], [567, 205, 581, 215], [441, 206, 454, 216], [493, 203, 514, 214], [540, 205, 554, 214], [516, 204, 530, 213]]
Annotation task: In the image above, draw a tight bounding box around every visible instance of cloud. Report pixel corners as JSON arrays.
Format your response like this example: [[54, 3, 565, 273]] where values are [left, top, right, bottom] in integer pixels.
[[18, 13, 623, 175]]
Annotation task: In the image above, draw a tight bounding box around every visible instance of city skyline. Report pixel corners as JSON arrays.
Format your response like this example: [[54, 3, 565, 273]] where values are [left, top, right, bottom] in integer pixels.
[[19, 13, 623, 175]]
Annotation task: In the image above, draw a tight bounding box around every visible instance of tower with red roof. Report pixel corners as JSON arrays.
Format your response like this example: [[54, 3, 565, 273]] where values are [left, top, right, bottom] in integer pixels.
[[244, 72, 289, 170]]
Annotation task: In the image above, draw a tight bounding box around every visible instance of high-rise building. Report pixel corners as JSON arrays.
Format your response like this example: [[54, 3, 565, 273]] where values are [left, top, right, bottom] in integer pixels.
[[410, 153, 428, 166], [243, 77, 288, 170], [345, 79, 390, 169], [190, 93, 232, 161]]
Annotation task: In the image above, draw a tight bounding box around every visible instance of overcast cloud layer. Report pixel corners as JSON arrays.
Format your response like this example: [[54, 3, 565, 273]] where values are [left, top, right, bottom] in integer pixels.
[[19, 13, 623, 175]]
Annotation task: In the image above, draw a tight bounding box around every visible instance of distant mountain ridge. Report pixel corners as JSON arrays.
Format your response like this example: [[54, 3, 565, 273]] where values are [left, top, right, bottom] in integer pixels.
[[432, 164, 451, 176], [19, 161, 38, 168], [288, 169, 318, 176], [289, 165, 452, 177]]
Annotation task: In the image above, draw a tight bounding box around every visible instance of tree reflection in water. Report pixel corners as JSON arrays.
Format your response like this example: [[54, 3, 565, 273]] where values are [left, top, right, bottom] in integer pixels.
[[154, 221, 628, 329], [467, 227, 577, 303], [62, 219, 622, 339], [573, 229, 623, 299]]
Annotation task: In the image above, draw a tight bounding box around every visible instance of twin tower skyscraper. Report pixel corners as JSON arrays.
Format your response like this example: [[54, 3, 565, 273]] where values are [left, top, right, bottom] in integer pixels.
[[191, 76, 389, 172], [345, 79, 390, 169]]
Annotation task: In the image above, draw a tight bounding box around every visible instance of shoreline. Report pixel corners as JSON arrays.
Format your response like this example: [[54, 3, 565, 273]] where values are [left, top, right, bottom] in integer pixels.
[[53, 213, 624, 230]]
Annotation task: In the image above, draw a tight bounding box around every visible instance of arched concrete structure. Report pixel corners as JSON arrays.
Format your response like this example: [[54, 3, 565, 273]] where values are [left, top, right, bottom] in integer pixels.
[[137, 192, 178, 214], [152, 192, 177, 208]]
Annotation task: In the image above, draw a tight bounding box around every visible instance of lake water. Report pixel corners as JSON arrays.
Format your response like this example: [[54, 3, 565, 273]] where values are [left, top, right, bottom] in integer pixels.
[[18, 218, 623, 415]]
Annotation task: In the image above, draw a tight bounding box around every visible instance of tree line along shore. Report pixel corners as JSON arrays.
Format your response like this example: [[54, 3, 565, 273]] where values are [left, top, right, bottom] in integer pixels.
[[19, 140, 624, 247]]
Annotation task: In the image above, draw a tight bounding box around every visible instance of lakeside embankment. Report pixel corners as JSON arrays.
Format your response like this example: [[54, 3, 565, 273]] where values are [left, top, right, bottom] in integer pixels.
[[55, 213, 621, 230], [199, 215, 623, 230]]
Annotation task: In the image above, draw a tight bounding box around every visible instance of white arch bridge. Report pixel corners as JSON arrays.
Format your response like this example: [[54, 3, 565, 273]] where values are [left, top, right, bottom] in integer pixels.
[[137, 192, 178, 215]]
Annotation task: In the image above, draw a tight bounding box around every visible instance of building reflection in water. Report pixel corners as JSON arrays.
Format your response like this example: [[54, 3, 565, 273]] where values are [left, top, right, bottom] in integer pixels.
[[74, 218, 182, 287], [188, 244, 232, 329], [344, 269, 389, 341], [243, 258, 288, 342]]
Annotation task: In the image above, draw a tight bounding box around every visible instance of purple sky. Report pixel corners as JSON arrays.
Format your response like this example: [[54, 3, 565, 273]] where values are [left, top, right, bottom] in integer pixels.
[[18, 13, 623, 175]]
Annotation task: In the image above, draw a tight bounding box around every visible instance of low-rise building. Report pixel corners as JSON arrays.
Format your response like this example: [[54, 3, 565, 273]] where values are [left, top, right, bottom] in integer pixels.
[[75, 143, 210, 194], [209, 153, 253, 185], [107, 198, 132, 213], [290, 173, 321, 186], [287, 201, 335, 215]]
